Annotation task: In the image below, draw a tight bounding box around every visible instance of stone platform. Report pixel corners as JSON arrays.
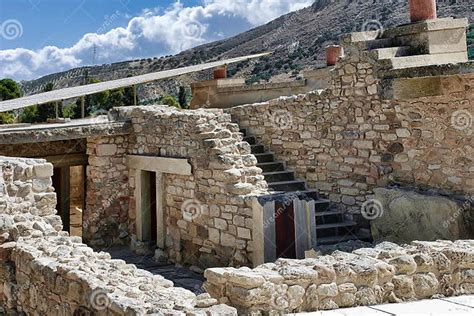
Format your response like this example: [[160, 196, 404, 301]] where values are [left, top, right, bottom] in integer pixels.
[[298, 295, 474, 315]]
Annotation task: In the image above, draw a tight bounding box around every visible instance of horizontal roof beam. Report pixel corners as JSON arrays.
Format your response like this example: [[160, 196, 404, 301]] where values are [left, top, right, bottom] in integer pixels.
[[0, 52, 271, 112]]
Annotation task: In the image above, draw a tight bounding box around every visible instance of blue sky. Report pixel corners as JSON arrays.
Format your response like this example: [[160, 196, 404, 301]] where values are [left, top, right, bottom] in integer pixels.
[[0, 0, 313, 81]]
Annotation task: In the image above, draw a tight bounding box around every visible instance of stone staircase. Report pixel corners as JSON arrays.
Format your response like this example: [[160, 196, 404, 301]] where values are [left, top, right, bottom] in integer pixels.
[[355, 18, 469, 70], [241, 128, 366, 246]]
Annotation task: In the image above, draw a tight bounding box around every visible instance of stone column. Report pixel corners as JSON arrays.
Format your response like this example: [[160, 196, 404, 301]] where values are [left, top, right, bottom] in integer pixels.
[[326, 45, 344, 66], [213, 66, 227, 79], [409, 0, 437, 23]]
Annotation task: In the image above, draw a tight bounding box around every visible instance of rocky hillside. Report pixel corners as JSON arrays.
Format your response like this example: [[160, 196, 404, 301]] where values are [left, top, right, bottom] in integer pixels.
[[21, 0, 473, 101]]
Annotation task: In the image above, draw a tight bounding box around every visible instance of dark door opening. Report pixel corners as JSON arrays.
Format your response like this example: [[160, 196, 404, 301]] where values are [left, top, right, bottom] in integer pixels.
[[275, 200, 296, 258], [52, 167, 70, 232], [52, 165, 86, 236], [141, 170, 157, 245]]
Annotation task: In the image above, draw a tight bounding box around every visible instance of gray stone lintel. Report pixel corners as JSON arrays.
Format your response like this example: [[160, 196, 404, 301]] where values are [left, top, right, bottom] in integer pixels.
[[0, 120, 132, 145]]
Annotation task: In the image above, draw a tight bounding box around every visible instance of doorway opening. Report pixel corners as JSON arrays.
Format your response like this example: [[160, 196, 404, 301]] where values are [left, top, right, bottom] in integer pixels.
[[141, 170, 158, 245], [52, 165, 86, 237], [274, 200, 296, 258]]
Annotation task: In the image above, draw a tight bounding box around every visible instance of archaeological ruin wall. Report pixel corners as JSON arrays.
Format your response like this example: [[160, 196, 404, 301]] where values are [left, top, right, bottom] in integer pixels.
[[204, 239, 474, 314], [227, 32, 474, 229], [84, 106, 271, 268], [0, 156, 237, 315]]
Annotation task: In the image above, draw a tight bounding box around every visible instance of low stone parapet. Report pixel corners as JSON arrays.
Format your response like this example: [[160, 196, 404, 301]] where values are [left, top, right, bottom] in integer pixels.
[[203, 240, 474, 314], [0, 156, 237, 315]]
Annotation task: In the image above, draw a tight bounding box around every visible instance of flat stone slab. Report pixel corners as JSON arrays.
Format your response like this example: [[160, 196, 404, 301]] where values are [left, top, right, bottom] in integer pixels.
[[442, 296, 474, 308], [300, 296, 474, 315], [0, 118, 132, 144], [107, 246, 205, 294], [298, 306, 388, 315]]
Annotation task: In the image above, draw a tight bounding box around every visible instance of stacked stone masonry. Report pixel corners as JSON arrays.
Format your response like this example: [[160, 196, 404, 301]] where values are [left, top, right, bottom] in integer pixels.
[[204, 240, 474, 314], [86, 106, 269, 268], [227, 37, 473, 217], [0, 156, 237, 315]]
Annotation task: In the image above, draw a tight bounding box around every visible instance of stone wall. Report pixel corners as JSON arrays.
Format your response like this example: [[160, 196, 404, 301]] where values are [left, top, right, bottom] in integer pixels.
[[0, 156, 237, 315], [227, 40, 474, 218], [204, 240, 474, 314], [87, 106, 270, 268], [84, 136, 130, 248], [190, 68, 330, 109], [0, 139, 86, 158]]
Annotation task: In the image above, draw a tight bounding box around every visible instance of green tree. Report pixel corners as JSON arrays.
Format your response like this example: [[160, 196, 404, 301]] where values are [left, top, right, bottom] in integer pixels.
[[0, 112, 15, 124], [0, 78, 21, 101], [0, 79, 22, 124], [178, 86, 187, 109], [19, 82, 62, 123], [160, 95, 180, 108]]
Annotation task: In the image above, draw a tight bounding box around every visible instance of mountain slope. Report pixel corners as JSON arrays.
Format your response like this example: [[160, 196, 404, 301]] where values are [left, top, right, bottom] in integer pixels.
[[21, 0, 473, 101]]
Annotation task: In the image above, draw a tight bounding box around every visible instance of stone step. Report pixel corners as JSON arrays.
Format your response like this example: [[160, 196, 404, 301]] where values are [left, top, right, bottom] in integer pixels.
[[316, 221, 358, 239], [314, 199, 331, 213], [256, 161, 285, 172], [253, 152, 275, 163], [379, 52, 468, 70], [243, 135, 256, 145], [262, 170, 295, 182], [251, 144, 265, 154], [316, 221, 356, 230], [267, 180, 307, 192], [363, 38, 394, 50], [371, 46, 412, 59], [315, 209, 345, 217], [316, 234, 364, 245]]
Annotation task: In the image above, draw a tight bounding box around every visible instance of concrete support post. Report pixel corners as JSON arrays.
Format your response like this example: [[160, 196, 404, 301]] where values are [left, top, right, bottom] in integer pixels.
[[409, 0, 437, 23], [81, 96, 85, 118], [326, 45, 344, 66], [133, 85, 138, 106]]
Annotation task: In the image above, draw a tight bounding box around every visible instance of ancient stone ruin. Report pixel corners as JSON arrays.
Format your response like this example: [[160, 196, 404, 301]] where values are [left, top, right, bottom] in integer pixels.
[[1, 1, 473, 315]]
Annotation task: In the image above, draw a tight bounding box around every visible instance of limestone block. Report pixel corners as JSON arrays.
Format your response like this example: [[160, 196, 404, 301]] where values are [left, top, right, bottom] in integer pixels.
[[96, 144, 118, 156], [413, 272, 439, 298], [372, 188, 473, 243], [33, 163, 54, 179]]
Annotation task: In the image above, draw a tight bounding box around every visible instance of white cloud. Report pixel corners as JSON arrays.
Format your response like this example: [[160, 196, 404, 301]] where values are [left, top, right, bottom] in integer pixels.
[[0, 0, 313, 81]]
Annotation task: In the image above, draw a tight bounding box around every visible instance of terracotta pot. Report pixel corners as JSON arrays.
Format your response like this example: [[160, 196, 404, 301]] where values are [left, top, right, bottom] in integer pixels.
[[409, 0, 437, 23], [326, 45, 344, 66], [213, 67, 227, 79]]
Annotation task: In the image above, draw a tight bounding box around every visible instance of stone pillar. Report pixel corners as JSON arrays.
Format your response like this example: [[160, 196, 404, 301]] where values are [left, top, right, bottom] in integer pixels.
[[213, 66, 227, 79], [409, 0, 437, 23], [326, 45, 344, 66]]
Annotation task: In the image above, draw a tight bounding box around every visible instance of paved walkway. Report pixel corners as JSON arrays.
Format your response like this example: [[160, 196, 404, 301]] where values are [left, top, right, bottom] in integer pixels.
[[107, 247, 205, 294], [297, 295, 474, 315]]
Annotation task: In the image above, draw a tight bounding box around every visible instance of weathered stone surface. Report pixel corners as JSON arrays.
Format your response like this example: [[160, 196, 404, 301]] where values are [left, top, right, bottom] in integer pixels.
[[373, 188, 474, 243], [0, 157, 236, 316], [204, 240, 474, 313]]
